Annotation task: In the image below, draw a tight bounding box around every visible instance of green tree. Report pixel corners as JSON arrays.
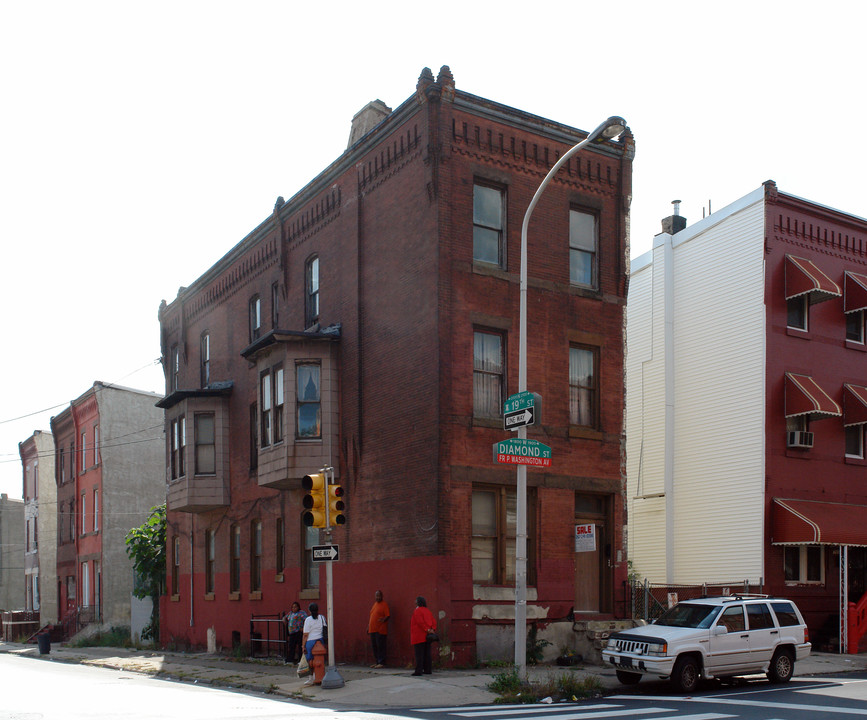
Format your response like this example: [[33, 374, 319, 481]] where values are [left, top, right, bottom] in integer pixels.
[[125, 504, 166, 641]]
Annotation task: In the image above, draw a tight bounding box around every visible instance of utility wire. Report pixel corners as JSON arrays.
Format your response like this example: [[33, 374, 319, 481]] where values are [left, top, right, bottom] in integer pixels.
[[0, 359, 162, 426]]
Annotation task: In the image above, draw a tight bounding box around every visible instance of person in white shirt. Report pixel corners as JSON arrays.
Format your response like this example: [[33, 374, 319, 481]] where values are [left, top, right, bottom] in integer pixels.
[[302, 602, 327, 663]]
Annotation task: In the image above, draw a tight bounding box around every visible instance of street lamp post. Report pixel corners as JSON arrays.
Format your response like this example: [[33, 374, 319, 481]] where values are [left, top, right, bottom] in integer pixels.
[[514, 116, 627, 677]]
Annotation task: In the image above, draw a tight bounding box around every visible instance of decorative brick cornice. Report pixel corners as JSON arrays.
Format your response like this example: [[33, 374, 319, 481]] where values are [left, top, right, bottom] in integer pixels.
[[183, 238, 279, 326], [358, 124, 422, 193], [450, 117, 621, 195]]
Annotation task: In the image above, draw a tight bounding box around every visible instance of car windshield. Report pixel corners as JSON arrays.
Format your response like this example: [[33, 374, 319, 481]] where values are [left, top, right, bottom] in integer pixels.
[[654, 603, 722, 629]]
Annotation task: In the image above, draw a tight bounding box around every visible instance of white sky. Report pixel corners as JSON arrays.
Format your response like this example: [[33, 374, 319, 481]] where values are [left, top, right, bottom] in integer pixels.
[[2, 0, 865, 499]]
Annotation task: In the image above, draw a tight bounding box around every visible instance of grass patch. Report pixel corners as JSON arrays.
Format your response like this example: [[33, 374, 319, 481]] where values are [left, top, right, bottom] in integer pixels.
[[487, 666, 603, 704], [68, 626, 134, 649]]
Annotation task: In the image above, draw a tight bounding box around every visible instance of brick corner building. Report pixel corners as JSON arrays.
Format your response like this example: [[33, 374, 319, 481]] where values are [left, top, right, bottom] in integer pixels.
[[157, 66, 634, 666]]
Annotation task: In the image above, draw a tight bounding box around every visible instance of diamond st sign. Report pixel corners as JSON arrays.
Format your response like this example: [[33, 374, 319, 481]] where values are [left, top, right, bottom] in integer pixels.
[[492, 438, 552, 467]]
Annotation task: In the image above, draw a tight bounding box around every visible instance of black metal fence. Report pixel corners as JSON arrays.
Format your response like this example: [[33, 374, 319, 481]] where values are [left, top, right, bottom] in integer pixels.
[[249, 613, 287, 659]]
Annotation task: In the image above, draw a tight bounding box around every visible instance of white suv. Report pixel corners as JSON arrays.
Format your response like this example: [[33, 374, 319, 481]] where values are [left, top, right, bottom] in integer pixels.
[[602, 596, 811, 692]]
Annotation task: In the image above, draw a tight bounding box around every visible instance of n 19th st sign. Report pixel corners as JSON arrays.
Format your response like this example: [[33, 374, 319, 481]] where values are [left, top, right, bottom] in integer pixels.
[[493, 438, 552, 467], [503, 391, 542, 431]]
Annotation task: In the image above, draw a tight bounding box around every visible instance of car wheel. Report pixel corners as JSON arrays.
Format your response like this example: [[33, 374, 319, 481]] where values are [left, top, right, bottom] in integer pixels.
[[671, 655, 700, 693], [616, 670, 642, 685], [767, 648, 794, 683]]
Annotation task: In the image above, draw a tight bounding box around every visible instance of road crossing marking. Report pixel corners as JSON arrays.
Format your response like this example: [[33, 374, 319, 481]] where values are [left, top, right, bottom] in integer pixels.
[[611, 695, 867, 716], [413, 704, 734, 720], [412, 705, 733, 720], [451, 704, 626, 716], [414, 705, 616, 714]]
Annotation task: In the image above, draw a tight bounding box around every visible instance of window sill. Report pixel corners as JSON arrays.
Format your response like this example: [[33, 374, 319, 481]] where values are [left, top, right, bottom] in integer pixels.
[[204, 593, 215, 601], [568, 283, 601, 299], [785, 448, 813, 459], [472, 262, 510, 280], [249, 591, 262, 601], [845, 455, 867, 466], [786, 327, 810, 339], [170, 594, 180, 603], [472, 417, 502, 429], [275, 573, 284, 584], [299, 589, 319, 600], [569, 425, 603, 441], [228, 592, 241, 601], [846, 340, 867, 352]]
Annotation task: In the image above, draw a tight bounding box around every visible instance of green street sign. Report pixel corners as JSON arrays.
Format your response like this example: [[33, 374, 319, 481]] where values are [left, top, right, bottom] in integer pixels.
[[492, 438, 552, 467], [503, 391, 539, 414]]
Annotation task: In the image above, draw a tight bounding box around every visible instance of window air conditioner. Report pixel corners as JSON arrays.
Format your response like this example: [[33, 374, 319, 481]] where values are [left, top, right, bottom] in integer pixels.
[[787, 431, 814, 448]]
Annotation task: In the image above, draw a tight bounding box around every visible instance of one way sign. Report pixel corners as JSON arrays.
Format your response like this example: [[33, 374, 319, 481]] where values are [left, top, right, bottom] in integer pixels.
[[504, 406, 536, 429], [312, 544, 339, 562]]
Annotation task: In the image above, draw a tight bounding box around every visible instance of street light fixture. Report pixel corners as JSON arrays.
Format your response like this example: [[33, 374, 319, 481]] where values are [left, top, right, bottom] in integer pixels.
[[514, 116, 627, 677]]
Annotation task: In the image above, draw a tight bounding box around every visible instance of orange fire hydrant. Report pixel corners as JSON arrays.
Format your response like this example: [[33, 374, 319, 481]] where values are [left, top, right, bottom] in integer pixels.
[[310, 640, 327, 685]]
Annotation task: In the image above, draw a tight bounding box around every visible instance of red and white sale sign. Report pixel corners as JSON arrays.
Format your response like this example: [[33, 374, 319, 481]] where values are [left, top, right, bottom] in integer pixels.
[[574, 523, 596, 552]]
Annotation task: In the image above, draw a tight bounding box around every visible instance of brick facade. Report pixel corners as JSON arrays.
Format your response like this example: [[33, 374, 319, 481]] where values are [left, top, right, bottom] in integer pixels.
[[158, 66, 633, 665]]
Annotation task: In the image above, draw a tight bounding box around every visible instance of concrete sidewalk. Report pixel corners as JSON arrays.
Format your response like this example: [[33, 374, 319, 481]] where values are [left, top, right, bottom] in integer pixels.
[[2, 641, 866, 709]]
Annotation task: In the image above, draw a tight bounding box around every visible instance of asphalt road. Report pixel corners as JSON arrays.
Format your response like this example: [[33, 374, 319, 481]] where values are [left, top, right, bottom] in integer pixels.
[[4, 652, 866, 720]]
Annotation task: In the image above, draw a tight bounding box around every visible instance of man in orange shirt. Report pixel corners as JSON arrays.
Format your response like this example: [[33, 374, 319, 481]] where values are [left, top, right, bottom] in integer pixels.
[[368, 589, 390, 668]]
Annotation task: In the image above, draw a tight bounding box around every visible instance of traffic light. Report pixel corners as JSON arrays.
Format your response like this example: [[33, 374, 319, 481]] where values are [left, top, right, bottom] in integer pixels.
[[302, 473, 327, 528], [328, 483, 346, 525]]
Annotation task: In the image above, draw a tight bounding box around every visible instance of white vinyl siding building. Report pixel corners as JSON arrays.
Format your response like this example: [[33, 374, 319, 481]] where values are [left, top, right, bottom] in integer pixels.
[[626, 188, 766, 585]]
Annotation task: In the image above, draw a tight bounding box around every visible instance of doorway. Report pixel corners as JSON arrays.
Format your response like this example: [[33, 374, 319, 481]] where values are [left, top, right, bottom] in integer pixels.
[[574, 494, 610, 614]]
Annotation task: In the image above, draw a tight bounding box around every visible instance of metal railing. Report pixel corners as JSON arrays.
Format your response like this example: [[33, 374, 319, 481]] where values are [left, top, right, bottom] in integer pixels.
[[249, 613, 287, 659]]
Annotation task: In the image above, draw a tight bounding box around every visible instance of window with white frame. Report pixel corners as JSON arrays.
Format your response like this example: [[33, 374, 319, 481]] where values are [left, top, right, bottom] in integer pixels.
[[260, 370, 272, 448], [93, 488, 99, 532], [784, 545, 823, 583], [846, 425, 865, 458], [473, 182, 505, 267], [847, 310, 865, 343], [306, 256, 320, 328], [473, 330, 504, 419], [787, 296, 808, 331], [80, 493, 86, 536], [171, 415, 186, 479], [171, 344, 180, 392], [569, 209, 597, 288], [249, 295, 262, 342], [81, 561, 90, 607], [200, 331, 210, 387], [80, 430, 86, 473], [296, 363, 321, 439], [92, 424, 99, 466], [274, 365, 284, 443]]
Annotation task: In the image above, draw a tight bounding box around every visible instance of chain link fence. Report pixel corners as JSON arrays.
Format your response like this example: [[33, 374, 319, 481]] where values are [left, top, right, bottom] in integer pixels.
[[627, 578, 763, 622]]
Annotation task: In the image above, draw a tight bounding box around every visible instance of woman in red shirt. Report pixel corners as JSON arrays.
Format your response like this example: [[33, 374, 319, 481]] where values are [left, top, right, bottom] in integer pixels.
[[410, 596, 436, 676]]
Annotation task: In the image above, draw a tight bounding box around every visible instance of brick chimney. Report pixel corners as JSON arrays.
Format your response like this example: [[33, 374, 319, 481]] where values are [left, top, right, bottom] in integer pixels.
[[660, 199, 687, 235], [347, 99, 392, 148]]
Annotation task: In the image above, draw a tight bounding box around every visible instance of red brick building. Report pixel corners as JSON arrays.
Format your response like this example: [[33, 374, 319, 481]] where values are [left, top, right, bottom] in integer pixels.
[[157, 66, 634, 665], [50, 383, 164, 636]]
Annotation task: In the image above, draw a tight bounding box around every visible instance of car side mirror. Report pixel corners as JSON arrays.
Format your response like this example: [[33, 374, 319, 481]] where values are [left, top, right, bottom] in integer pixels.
[[714, 625, 728, 635]]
